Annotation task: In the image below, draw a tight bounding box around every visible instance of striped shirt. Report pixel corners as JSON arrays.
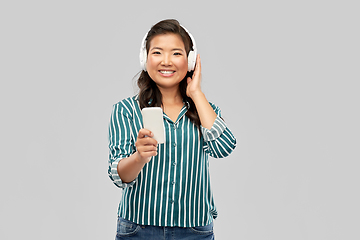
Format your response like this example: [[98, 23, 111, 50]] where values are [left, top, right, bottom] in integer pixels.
[[108, 95, 236, 227]]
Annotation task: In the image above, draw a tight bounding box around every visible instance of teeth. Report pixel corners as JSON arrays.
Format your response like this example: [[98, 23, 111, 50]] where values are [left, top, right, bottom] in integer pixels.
[[160, 71, 174, 74]]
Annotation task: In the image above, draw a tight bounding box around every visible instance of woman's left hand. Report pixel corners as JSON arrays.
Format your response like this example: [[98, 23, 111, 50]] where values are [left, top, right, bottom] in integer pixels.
[[186, 54, 203, 99]]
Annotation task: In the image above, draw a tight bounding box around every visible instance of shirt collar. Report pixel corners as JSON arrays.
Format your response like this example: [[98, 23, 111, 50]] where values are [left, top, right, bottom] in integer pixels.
[[133, 94, 152, 105], [134, 94, 190, 123], [134, 94, 190, 109]]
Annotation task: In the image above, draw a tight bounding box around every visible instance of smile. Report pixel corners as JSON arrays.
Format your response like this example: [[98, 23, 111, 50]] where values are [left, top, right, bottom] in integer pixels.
[[159, 70, 175, 76], [160, 70, 175, 74]]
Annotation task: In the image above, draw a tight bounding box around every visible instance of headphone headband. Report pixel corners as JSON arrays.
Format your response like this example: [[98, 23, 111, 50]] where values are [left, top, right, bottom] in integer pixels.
[[139, 24, 197, 72]]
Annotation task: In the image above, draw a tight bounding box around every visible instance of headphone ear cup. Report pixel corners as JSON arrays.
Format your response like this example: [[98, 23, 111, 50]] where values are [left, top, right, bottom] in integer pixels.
[[187, 50, 196, 72], [139, 48, 147, 71], [139, 31, 148, 72]]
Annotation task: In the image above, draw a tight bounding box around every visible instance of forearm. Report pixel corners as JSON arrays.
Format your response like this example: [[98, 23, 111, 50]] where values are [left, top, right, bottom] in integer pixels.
[[117, 152, 146, 183], [191, 91, 217, 130]]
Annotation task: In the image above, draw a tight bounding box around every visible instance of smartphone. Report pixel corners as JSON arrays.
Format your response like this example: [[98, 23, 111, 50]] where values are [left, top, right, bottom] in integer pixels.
[[141, 107, 165, 144]]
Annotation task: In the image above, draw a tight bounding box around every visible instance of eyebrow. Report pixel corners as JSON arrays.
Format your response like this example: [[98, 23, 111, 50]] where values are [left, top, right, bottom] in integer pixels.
[[150, 47, 185, 52]]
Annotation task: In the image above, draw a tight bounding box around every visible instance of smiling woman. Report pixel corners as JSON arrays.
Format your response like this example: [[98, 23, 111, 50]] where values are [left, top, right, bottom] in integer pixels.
[[108, 19, 237, 240]]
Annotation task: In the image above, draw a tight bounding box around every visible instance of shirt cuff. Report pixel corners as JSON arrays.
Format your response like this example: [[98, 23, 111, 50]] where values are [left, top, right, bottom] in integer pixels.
[[110, 158, 137, 188], [200, 115, 227, 142]]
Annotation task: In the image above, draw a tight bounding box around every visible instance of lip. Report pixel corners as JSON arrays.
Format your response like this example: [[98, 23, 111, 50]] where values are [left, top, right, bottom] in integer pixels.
[[158, 70, 175, 77]]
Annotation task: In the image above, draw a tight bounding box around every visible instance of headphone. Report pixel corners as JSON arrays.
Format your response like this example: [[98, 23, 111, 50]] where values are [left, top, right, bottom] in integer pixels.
[[139, 25, 197, 72]]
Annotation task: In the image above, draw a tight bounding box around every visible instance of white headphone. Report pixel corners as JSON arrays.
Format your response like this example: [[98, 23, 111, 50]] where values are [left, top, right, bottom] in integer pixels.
[[139, 25, 197, 72]]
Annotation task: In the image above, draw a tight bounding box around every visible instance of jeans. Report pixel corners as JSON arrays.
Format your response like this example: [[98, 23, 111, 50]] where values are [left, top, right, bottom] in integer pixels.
[[115, 217, 215, 240]]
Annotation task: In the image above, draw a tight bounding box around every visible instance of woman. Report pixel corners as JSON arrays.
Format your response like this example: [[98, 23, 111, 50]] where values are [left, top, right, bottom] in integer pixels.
[[108, 19, 236, 239]]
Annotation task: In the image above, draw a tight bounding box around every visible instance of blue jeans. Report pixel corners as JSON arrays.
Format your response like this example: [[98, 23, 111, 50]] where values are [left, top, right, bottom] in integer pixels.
[[115, 217, 215, 240]]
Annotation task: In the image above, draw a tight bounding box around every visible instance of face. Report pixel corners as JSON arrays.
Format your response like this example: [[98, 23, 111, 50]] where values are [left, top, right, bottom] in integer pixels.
[[146, 33, 188, 91]]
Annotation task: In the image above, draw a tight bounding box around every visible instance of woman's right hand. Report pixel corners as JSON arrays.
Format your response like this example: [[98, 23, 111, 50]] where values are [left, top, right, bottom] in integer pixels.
[[135, 129, 158, 163]]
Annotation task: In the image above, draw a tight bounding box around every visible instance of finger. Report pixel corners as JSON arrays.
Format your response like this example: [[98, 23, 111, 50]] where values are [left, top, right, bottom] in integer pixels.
[[195, 54, 201, 73], [137, 136, 158, 146], [138, 128, 153, 139], [137, 146, 158, 160], [138, 145, 158, 153], [145, 138, 158, 146], [139, 151, 157, 160]]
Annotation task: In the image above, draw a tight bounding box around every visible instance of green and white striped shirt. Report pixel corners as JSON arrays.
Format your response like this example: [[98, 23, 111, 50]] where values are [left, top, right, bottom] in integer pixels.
[[108, 95, 236, 227]]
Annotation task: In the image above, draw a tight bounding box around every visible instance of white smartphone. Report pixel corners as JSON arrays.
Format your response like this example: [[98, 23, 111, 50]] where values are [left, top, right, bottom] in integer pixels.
[[141, 107, 165, 144]]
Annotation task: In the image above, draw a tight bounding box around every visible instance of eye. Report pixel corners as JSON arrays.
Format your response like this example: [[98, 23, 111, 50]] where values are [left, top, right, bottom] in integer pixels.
[[173, 52, 182, 56], [152, 51, 161, 55]]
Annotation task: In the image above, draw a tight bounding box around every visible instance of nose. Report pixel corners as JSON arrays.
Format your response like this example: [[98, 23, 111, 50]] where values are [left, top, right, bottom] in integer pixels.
[[161, 54, 172, 66]]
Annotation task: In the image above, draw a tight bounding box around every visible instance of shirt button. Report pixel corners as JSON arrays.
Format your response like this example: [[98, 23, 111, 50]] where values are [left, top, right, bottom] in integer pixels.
[[172, 181, 175, 185], [172, 162, 176, 166], [173, 143, 177, 147]]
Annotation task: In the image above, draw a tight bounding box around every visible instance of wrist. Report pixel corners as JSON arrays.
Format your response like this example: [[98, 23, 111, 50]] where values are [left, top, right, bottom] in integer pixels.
[[133, 151, 150, 165], [189, 90, 204, 101], [133, 151, 144, 164]]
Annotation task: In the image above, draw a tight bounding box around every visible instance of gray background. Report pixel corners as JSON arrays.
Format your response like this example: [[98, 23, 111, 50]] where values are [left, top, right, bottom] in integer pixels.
[[1, 0, 359, 239]]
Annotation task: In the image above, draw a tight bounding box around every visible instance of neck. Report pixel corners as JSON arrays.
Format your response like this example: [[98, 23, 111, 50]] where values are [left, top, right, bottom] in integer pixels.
[[157, 85, 183, 105]]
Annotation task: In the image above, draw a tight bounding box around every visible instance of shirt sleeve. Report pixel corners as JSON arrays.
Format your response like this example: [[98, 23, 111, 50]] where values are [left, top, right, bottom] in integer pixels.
[[201, 103, 237, 158], [108, 102, 137, 188]]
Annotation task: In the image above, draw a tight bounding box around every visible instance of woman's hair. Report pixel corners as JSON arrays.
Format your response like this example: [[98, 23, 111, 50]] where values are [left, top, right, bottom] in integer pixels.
[[137, 19, 201, 128]]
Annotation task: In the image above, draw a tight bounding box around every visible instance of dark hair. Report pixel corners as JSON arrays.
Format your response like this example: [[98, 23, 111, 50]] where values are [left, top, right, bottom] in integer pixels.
[[137, 19, 200, 128]]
